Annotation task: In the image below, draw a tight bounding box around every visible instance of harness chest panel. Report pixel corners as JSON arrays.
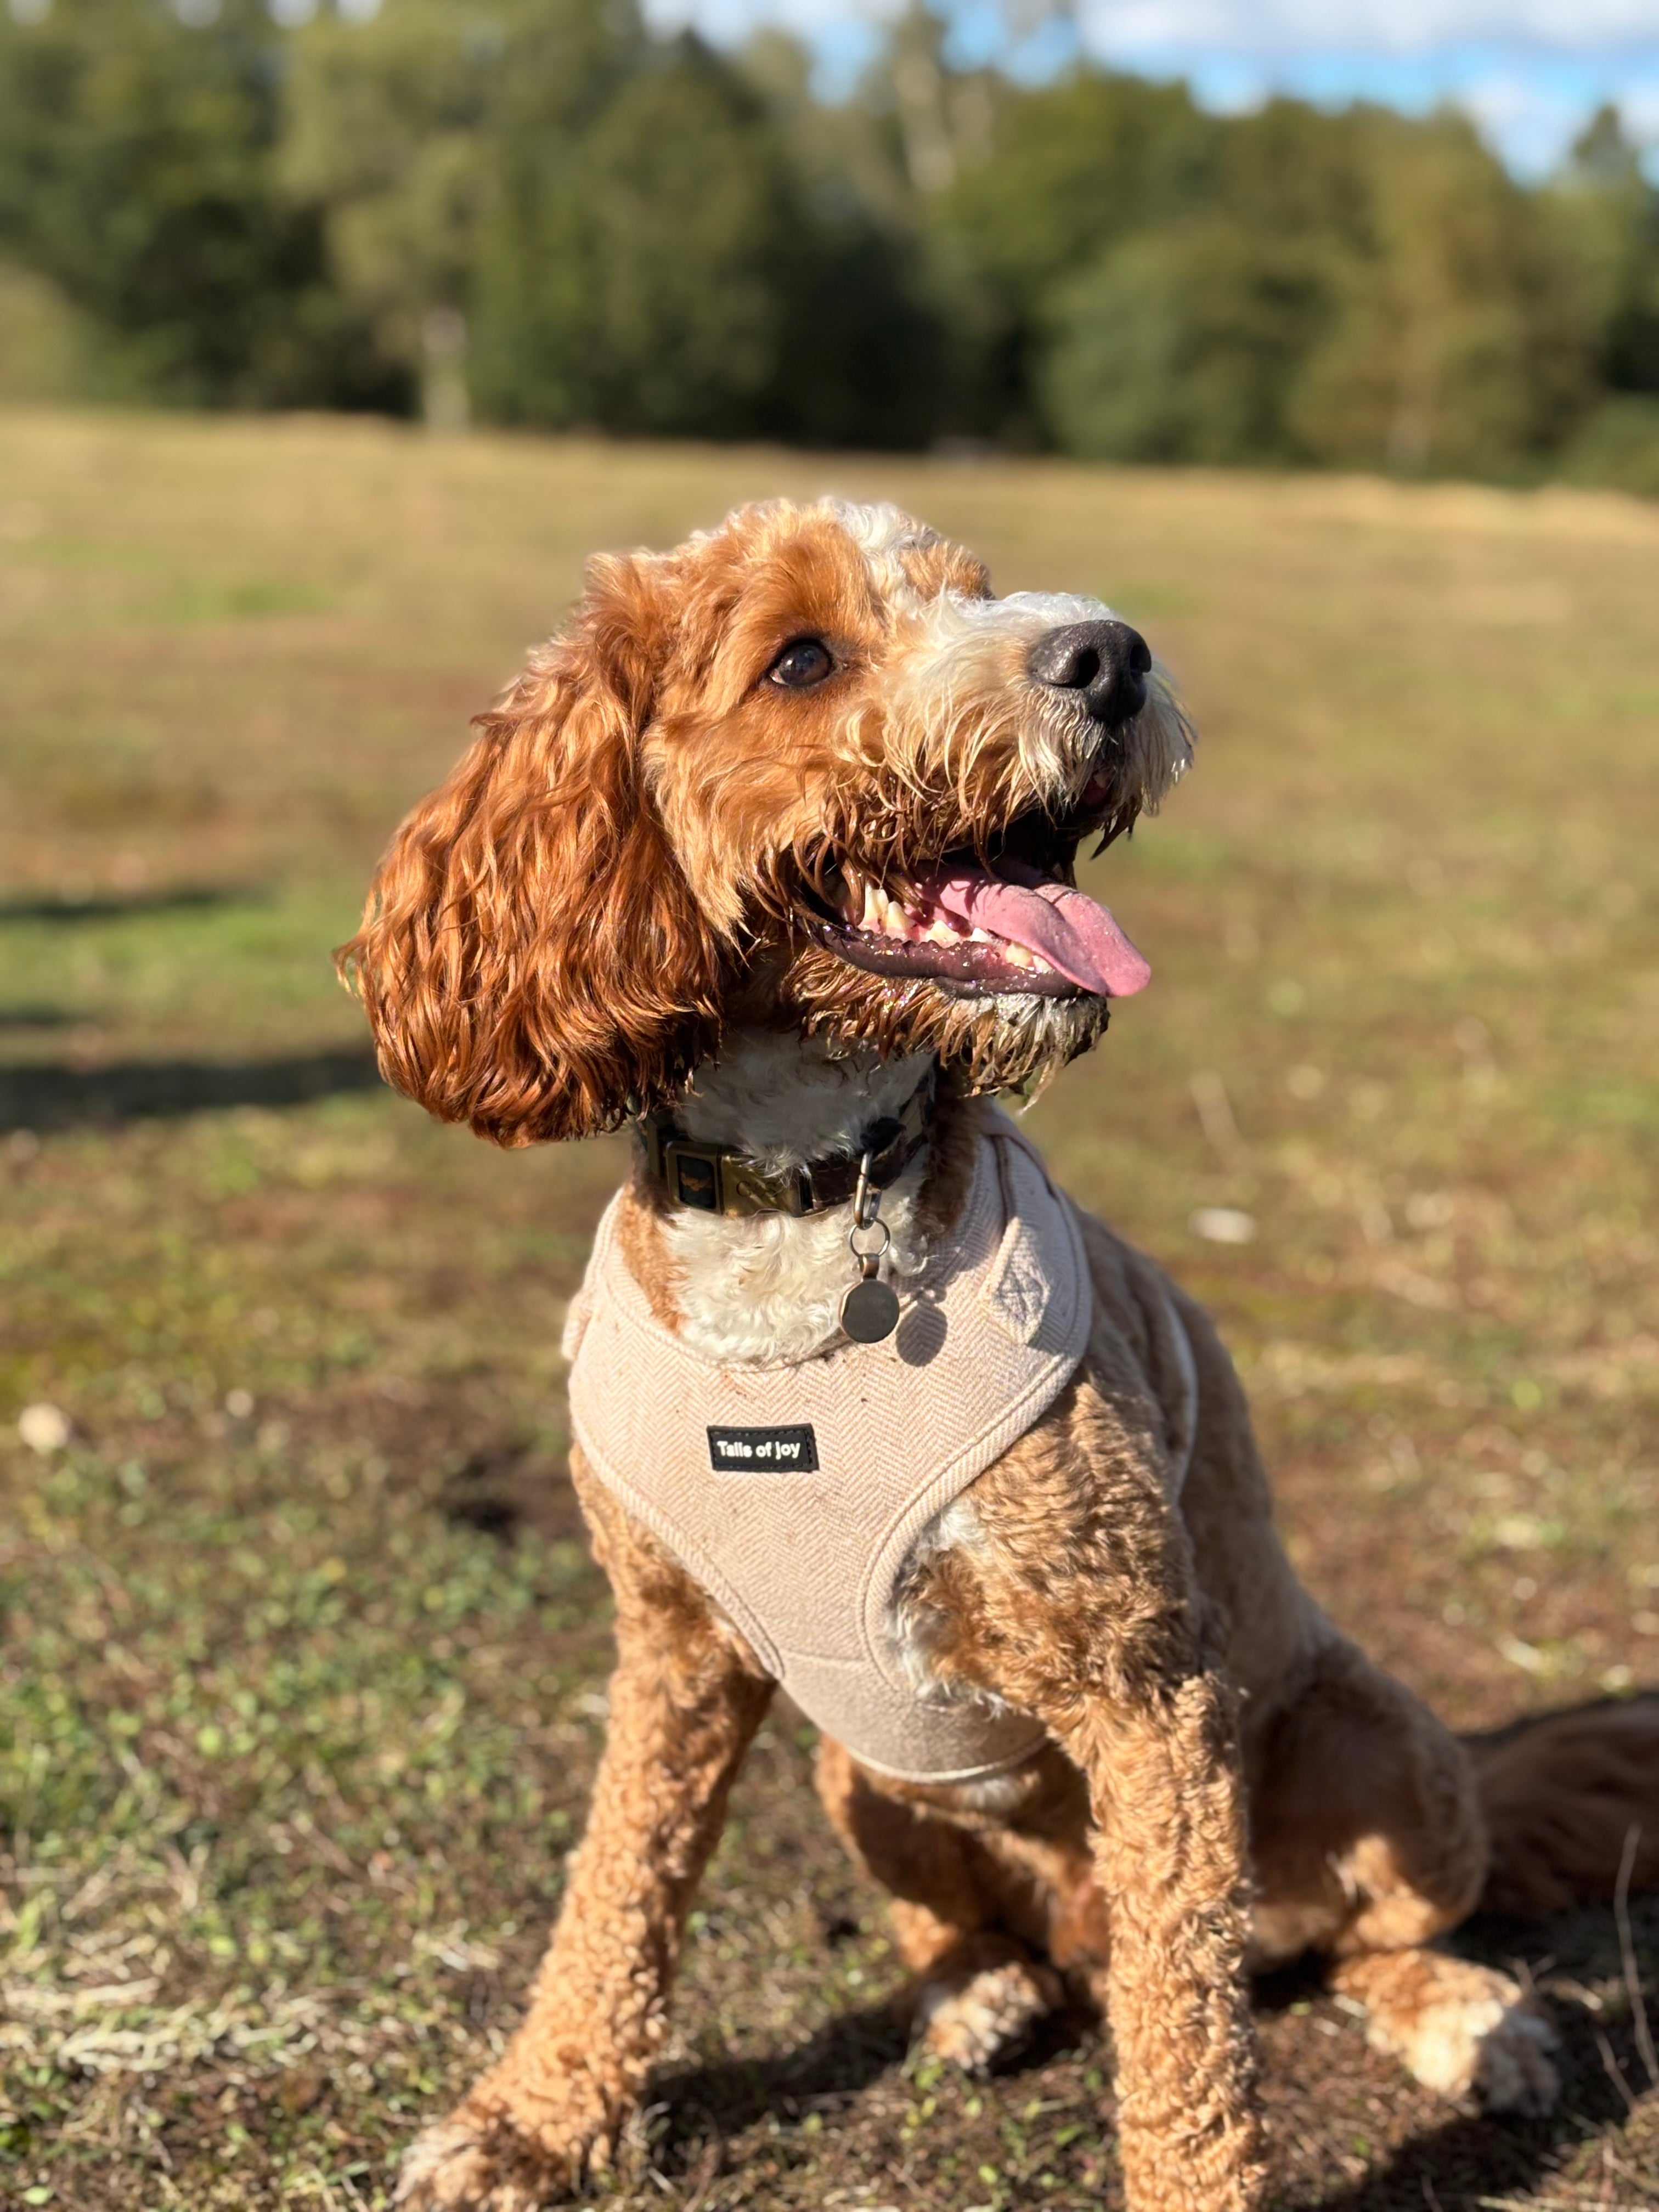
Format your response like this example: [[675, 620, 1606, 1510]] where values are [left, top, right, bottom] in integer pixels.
[[564, 1121, 1175, 1784]]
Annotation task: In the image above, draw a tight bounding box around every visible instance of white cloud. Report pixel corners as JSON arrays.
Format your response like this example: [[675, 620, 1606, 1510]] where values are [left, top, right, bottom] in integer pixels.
[[1077, 2, 1659, 50], [1458, 66, 1616, 167], [648, 0, 1659, 50], [645, 0, 854, 38], [641, 0, 1659, 172], [1620, 73, 1659, 130]]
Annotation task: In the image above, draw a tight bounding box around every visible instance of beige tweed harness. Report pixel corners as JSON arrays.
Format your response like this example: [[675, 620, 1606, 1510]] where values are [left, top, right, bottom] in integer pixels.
[[564, 1116, 1198, 1784]]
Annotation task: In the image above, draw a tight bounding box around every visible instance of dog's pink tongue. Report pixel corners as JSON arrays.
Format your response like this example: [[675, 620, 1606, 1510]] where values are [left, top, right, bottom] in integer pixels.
[[934, 872, 1150, 997]]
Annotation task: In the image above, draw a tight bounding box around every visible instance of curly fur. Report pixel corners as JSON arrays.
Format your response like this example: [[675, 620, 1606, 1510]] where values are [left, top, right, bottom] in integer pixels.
[[338, 561, 724, 1144], [340, 498, 1186, 1142], [344, 500, 1659, 2212]]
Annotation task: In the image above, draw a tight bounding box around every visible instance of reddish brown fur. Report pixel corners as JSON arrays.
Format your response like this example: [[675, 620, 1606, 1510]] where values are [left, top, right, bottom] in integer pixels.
[[1474, 1702, 1659, 1915], [341, 505, 1121, 1142], [345, 503, 1659, 2212], [339, 557, 724, 1144]]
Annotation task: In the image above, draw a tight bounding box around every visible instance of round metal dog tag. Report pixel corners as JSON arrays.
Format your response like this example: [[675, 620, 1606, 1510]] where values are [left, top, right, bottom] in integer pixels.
[[841, 1275, 900, 1344]]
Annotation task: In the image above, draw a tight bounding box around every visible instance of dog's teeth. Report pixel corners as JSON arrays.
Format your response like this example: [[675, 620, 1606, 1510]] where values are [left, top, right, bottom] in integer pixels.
[[882, 893, 917, 940], [1005, 944, 1035, 970], [845, 874, 929, 943]]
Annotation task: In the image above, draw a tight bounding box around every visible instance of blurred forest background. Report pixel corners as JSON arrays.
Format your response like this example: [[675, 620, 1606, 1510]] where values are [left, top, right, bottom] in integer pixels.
[[2, 0, 1659, 488]]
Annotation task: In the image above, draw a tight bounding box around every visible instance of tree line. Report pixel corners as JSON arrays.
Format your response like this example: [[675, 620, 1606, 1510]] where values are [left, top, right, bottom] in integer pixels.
[[2, 0, 1657, 487]]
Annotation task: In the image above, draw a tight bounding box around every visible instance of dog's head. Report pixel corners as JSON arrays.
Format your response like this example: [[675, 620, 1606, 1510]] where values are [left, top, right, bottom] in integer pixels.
[[342, 499, 1192, 1144]]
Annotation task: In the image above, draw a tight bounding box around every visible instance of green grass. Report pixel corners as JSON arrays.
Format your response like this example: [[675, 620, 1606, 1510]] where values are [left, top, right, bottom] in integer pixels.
[[1, 410, 1656, 2209]]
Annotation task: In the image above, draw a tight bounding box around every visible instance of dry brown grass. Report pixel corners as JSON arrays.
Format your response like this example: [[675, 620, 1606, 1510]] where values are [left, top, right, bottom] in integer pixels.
[[1, 409, 1656, 2209]]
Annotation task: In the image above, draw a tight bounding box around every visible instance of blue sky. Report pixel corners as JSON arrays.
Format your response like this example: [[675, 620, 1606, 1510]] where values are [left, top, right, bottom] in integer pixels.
[[640, 0, 1659, 176]]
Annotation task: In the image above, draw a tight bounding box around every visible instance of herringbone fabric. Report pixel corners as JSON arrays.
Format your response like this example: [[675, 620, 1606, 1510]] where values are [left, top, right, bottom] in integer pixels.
[[565, 1118, 1189, 1782]]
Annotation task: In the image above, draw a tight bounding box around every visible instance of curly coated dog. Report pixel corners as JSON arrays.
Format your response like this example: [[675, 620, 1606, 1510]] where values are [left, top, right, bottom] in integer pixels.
[[343, 500, 1659, 2212]]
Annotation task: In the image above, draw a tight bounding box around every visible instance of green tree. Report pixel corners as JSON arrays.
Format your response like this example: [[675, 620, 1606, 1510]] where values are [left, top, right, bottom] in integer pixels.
[[736, 25, 952, 449], [1038, 98, 1364, 462], [926, 65, 1218, 439], [1289, 109, 1599, 475], [0, 4, 1648, 481], [1043, 219, 1334, 463], [280, 0, 511, 425], [470, 30, 801, 438], [1547, 106, 1659, 493], [0, 0, 390, 408], [1555, 106, 1659, 399]]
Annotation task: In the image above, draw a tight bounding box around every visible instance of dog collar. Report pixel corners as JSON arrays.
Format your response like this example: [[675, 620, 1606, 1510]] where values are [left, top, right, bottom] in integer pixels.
[[636, 1071, 935, 1219]]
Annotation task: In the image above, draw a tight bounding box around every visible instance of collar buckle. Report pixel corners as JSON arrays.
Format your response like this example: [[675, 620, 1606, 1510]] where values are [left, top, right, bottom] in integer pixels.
[[659, 1137, 724, 1213], [656, 1136, 811, 1217]]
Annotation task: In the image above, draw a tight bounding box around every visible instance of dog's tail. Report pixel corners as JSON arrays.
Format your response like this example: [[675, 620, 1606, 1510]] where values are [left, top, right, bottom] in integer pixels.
[[1470, 1692, 1659, 1915]]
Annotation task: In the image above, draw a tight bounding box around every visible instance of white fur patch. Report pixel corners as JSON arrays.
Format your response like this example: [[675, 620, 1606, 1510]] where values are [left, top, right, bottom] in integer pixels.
[[814, 504, 1193, 828], [826, 499, 938, 556], [666, 1032, 933, 1364], [916, 1956, 1062, 2073], [890, 586, 1192, 822], [947, 1765, 1032, 1816], [1365, 1965, 1561, 2115], [884, 1493, 1018, 1716]]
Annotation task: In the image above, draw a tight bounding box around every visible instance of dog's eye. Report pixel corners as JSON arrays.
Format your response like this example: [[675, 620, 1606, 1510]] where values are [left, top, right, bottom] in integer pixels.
[[767, 637, 834, 689]]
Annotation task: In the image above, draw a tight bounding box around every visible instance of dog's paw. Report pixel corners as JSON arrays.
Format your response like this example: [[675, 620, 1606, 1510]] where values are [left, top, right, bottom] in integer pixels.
[[913, 1956, 1063, 2075], [395, 2087, 612, 2211], [1468, 2000, 1561, 2116], [1370, 1962, 1560, 2117]]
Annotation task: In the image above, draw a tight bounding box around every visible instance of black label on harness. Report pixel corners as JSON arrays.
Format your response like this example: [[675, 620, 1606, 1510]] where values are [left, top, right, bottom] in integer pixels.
[[707, 1424, 819, 1474]]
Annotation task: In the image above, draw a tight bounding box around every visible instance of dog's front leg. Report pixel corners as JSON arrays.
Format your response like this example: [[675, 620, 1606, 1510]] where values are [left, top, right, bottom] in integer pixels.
[[1062, 1674, 1264, 2212], [398, 1470, 773, 2211], [961, 1435, 1266, 2212]]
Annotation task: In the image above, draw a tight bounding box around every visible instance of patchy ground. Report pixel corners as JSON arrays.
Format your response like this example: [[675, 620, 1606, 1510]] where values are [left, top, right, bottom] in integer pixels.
[[1, 411, 1656, 2210]]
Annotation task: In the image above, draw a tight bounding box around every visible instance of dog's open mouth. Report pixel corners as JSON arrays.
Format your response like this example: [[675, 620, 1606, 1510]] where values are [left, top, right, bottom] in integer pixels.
[[805, 820, 1149, 1002]]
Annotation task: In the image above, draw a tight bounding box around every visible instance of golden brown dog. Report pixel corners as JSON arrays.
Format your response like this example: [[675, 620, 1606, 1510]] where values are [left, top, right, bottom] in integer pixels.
[[343, 499, 1659, 2212]]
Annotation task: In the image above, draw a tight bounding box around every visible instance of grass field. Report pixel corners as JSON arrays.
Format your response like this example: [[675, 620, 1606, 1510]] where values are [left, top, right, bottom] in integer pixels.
[[2, 408, 1657, 2212]]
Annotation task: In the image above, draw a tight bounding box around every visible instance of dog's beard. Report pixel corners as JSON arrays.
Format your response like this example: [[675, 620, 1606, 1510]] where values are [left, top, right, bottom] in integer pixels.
[[782, 941, 1113, 1096]]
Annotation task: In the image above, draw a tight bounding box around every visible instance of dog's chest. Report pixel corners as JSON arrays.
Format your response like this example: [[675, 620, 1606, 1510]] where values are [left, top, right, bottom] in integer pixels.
[[563, 1122, 1091, 1784]]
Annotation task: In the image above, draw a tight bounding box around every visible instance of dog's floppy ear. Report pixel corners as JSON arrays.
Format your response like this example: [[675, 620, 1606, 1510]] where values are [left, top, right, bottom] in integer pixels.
[[340, 554, 723, 1146]]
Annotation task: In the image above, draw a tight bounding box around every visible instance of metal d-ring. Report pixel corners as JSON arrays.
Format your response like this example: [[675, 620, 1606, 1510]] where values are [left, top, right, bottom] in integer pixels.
[[849, 1215, 891, 1262], [841, 1149, 900, 1342]]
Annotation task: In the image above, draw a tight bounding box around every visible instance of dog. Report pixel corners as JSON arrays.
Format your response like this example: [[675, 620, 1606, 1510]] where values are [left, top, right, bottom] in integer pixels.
[[343, 499, 1659, 2212]]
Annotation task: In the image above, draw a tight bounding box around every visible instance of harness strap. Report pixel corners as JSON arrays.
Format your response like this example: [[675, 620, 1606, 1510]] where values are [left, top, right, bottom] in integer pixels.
[[1164, 1292, 1200, 1502]]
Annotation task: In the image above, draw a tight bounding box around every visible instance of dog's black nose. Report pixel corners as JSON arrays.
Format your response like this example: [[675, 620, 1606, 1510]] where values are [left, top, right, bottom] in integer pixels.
[[1028, 619, 1152, 726]]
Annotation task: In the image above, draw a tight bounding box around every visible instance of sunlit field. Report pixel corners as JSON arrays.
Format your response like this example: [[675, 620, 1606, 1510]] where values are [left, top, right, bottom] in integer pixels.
[[2, 410, 1656, 2211]]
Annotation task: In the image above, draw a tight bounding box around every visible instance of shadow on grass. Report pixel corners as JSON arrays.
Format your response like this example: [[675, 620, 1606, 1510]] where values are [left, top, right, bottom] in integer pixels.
[[0, 884, 256, 924], [1303, 2011, 1651, 2212], [638, 1900, 1657, 2207], [648, 2001, 909, 2155], [0, 1047, 385, 1130], [1256, 1904, 1655, 2209]]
